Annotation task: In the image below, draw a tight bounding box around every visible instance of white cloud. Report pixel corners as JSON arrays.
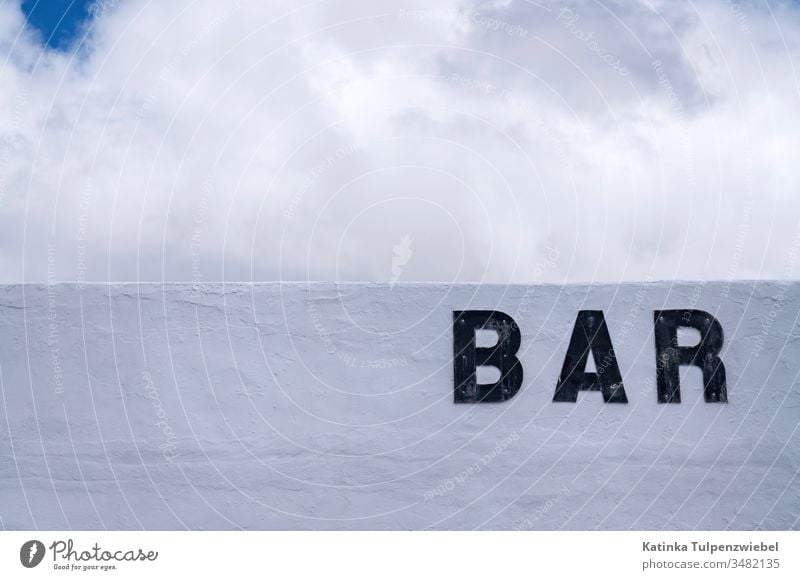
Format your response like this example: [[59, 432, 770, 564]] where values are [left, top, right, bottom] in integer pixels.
[[0, 0, 799, 283]]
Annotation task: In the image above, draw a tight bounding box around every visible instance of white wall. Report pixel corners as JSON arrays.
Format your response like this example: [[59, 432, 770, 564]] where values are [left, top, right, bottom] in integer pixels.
[[0, 282, 797, 530]]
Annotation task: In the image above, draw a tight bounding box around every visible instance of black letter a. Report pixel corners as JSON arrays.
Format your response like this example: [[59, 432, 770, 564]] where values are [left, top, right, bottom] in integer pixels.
[[453, 310, 523, 403], [553, 310, 627, 403]]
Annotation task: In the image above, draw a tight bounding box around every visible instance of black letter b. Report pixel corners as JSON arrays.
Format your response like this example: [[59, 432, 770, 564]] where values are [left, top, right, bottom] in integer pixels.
[[453, 310, 523, 403]]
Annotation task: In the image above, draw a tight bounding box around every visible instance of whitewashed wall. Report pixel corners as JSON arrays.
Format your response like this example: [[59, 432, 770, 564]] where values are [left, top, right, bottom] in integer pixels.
[[0, 282, 797, 530]]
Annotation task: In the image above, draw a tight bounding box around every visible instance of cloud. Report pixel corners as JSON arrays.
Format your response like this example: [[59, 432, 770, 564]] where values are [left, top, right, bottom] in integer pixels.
[[0, 0, 799, 284]]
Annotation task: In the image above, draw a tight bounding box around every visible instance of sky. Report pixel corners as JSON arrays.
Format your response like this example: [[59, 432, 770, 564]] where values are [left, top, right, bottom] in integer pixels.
[[1, 0, 800, 284], [20, 0, 94, 49]]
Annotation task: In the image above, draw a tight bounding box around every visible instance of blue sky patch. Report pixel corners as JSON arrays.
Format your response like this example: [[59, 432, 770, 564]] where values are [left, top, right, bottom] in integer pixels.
[[21, 0, 96, 49]]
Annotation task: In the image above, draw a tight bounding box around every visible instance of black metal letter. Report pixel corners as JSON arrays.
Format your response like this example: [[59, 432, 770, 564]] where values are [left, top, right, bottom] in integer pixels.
[[453, 310, 523, 403], [654, 310, 727, 403], [553, 310, 627, 403]]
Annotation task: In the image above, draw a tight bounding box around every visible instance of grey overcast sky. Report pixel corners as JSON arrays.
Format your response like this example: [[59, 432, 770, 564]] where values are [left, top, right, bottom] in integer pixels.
[[1, 0, 799, 284]]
